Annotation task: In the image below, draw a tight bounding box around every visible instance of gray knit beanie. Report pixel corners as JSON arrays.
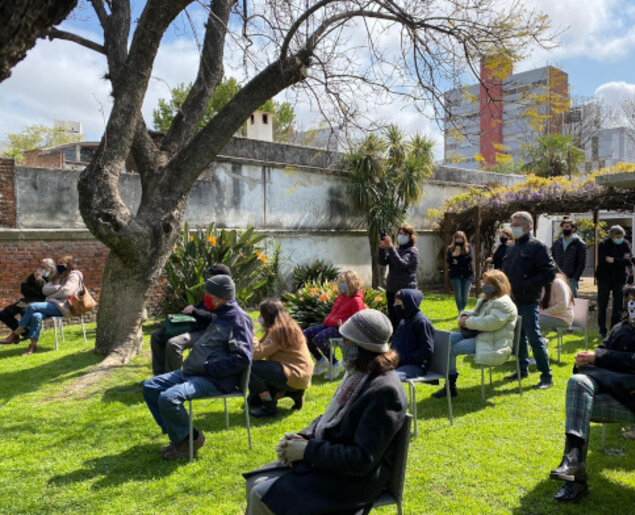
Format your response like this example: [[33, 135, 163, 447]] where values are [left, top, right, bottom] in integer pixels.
[[204, 274, 235, 300], [339, 309, 392, 353]]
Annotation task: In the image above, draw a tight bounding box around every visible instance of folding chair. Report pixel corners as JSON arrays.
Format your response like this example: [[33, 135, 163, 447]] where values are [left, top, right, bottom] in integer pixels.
[[372, 414, 412, 515], [187, 361, 253, 462], [480, 315, 523, 402], [555, 298, 589, 362], [327, 337, 342, 380], [403, 330, 453, 437], [590, 393, 635, 453], [53, 315, 88, 350]]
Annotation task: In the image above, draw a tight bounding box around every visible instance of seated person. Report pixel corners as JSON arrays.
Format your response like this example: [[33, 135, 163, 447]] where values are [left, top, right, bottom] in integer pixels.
[[150, 263, 231, 375], [539, 270, 574, 331], [391, 288, 435, 380], [0, 258, 54, 334], [244, 309, 407, 515], [1, 256, 83, 356], [432, 270, 517, 398], [549, 284, 635, 503], [304, 270, 365, 380], [249, 299, 314, 417], [142, 275, 253, 460]]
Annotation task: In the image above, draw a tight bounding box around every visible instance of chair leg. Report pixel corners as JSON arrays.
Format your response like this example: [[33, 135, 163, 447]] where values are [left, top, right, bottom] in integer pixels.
[[224, 398, 229, 429], [408, 381, 417, 438], [81, 315, 87, 344], [60, 320, 65, 343], [556, 329, 561, 363], [584, 330, 588, 351], [397, 500, 402, 515], [446, 379, 454, 426], [602, 423, 607, 453], [189, 400, 194, 463], [328, 341, 334, 379], [244, 394, 252, 450], [480, 366, 485, 403], [489, 367, 493, 386], [516, 358, 523, 396], [54, 318, 59, 351]]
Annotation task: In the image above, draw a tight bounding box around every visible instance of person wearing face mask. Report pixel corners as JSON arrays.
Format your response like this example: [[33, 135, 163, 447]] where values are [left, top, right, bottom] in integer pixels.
[[551, 217, 587, 298], [485, 228, 514, 270], [1, 256, 83, 355], [595, 225, 632, 338], [143, 274, 253, 460], [303, 270, 365, 380], [502, 211, 556, 390], [0, 258, 54, 335], [548, 284, 635, 503], [432, 270, 517, 398], [378, 223, 419, 331], [243, 309, 407, 515], [447, 230, 474, 313], [390, 289, 435, 380], [248, 299, 314, 417], [150, 263, 231, 376]]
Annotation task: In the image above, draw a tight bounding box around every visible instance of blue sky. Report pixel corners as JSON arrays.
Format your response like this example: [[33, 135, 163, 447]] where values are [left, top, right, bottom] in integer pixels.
[[1, 0, 634, 159]]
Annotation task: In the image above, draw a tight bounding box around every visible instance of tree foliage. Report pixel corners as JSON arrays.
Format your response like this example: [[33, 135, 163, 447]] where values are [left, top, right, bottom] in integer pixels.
[[522, 133, 585, 177], [2, 124, 83, 162]]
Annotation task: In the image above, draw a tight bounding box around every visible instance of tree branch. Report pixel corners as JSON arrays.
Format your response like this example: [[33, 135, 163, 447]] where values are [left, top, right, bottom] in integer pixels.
[[89, 0, 109, 27], [47, 28, 106, 54]]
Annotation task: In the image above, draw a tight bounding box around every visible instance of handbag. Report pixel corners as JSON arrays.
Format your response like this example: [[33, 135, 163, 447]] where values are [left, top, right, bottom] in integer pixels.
[[162, 314, 197, 338], [68, 279, 98, 316], [460, 327, 480, 339]]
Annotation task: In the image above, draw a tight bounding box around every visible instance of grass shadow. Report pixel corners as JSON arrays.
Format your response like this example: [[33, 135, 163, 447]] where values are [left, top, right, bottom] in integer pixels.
[[102, 382, 146, 405]]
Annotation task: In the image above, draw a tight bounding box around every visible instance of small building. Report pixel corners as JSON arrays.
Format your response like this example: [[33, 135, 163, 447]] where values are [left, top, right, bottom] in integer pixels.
[[22, 141, 98, 170], [246, 110, 275, 142]]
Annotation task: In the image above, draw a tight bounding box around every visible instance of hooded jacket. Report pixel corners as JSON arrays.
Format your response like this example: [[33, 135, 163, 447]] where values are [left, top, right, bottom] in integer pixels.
[[323, 290, 365, 328], [390, 289, 435, 372]]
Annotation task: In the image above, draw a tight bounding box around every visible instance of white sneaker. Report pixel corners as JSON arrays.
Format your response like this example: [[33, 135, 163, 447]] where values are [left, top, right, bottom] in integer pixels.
[[324, 361, 345, 381], [313, 358, 328, 376]]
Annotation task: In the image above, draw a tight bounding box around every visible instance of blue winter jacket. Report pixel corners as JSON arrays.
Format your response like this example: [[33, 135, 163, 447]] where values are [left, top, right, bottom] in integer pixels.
[[182, 299, 254, 393], [391, 289, 435, 373]]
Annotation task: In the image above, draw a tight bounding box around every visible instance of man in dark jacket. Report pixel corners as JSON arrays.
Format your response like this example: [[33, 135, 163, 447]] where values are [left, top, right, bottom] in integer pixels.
[[0, 258, 53, 333], [143, 274, 253, 460], [549, 284, 635, 503], [391, 289, 435, 379], [150, 263, 231, 375], [595, 225, 632, 338], [502, 211, 556, 390], [551, 217, 586, 297]]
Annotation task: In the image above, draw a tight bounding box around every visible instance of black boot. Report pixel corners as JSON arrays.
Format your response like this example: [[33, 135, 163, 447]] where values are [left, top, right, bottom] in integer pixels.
[[553, 480, 589, 503], [550, 435, 587, 482], [286, 390, 305, 410], [431, 374, 458, 398], [250, 400, 278, 417], [247, 392, 262, 408]]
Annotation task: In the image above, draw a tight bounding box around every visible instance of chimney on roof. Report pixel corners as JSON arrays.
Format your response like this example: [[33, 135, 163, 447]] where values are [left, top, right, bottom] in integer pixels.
[[246, 110, 275, 142]]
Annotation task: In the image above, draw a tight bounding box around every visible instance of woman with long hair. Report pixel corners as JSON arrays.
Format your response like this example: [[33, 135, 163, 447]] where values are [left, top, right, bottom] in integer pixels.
[[0, 255, 83, 355], [539, 270, 575, 330], [447, 230, 474, 313], [250, 299, 314, 417]]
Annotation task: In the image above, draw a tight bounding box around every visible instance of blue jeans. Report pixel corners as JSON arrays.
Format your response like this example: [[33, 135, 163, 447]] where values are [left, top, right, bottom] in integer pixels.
[[449, 331, 476, 375], [18, 302, 62, 340], [517, 303, 552, 381], [142, 370, 222, 443], [568, 279, 579, 298], [450, 278, 471, 313], [396, 364, 426, 381]]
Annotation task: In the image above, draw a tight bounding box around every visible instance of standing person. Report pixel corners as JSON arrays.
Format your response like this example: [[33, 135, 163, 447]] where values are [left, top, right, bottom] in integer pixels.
[[303, 270, 365, 380], [539, 272, 574, 332], [447, 230, 474, 314], [502, 211, 556, 390], [551, 217, 587, 298], [150, 263, 231, 375], [378, 223, 419, 331], [485, 228, 514, 270], [596, 225, 632, 338], [142, 275, 253, 460], [1, 256, 84, 356], [0, 258, 54, 333], [244, 309, 407, 515], [249, 299, 314, 417]]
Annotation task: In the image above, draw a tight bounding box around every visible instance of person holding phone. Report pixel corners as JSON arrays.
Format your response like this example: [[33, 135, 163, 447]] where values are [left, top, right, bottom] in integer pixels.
[[447, 230, 474, 314]]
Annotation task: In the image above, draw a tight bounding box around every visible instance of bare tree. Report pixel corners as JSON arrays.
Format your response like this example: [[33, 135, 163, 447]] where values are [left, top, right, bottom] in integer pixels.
[[43, 0, 554, 364]]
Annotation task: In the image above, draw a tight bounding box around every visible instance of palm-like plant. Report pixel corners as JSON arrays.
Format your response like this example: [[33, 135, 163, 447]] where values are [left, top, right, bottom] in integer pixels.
[[522, 134, 585, 178], [345, 126, 434, 287]]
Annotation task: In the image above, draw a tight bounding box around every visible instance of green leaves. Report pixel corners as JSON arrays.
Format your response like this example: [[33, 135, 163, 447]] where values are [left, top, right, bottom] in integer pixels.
[[292, 260, 340, 291]]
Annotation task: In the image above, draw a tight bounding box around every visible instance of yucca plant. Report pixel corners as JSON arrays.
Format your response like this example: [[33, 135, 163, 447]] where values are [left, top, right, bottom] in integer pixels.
[[292, 260, 340, 291]]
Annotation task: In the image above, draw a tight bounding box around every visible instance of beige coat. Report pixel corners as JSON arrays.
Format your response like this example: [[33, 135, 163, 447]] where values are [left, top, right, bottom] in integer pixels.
[[42, 270, 83, 316], [539, 277, 574, 325]]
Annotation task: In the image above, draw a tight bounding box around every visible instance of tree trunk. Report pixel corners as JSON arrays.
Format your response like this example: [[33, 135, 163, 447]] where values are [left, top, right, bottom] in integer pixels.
[[368, 230, 385, 289]]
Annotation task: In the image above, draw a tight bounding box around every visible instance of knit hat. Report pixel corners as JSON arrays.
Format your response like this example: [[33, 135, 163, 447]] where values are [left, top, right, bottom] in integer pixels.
[[339, 309, 392, 353], [204, 274, 235, 300], [207, 263, 232, 277]]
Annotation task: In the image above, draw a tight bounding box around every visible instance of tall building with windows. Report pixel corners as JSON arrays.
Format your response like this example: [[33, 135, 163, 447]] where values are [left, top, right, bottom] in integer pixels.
[[443, 64, 569, 169]]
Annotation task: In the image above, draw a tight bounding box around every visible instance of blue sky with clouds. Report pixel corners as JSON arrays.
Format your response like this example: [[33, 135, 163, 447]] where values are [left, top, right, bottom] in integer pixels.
[[1, 0, 634, 160]]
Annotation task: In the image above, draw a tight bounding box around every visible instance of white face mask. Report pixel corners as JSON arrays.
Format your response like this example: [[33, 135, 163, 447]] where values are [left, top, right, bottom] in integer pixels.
[[628, 300, 635, 321], [511, 226, 525, 239], [396, 234, 409, 245]]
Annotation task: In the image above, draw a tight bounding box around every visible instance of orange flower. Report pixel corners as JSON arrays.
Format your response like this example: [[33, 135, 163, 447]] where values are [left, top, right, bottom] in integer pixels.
[[320, 294, 326, 302], [172, 244, 178, 251], [374, 296, 382, 302], [258, 253, 268, 262], [208, 235, 217, 246], [311, 288, 318, 295], [326, 291, 333, 298], [189, 235, 194, 241]]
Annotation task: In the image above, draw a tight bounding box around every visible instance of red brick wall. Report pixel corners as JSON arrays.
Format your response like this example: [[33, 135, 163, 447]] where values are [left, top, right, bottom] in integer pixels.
[[23, 151, 64, 168], [0, 158, 17, 228], [479, 61, 505, 166]]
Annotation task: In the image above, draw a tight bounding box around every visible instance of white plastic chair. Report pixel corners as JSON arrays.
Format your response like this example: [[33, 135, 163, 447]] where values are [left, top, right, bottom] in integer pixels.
[[53, 315, 88, 350], [555, 298, 589, 362]]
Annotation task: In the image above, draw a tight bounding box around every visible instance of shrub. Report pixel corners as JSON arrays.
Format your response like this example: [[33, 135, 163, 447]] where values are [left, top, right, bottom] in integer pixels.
[[163, 222, 280, 313], [283, 281, 387, 328], [292, 260, 340, 291]]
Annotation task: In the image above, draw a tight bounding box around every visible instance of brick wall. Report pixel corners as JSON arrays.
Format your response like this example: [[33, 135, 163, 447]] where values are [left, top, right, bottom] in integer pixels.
[[23, 151, 64, 169], [0, 158, 17, 228]]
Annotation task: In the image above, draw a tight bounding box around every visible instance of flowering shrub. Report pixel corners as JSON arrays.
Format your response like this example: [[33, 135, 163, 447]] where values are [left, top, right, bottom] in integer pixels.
[[283, 282, 387, 328], [292, 260, 340, 291], [163, 222, 280, 313]]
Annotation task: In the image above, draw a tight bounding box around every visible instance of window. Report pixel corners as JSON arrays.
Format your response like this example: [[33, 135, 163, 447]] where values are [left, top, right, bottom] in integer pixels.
[[250, 115, 255, 125], [262, 114, 268, 124]]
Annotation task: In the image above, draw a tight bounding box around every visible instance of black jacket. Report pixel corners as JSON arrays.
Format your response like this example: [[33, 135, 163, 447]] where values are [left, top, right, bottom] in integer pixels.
[[20, 273, 46, 303], [502, 233, 556, 305], [261, 371, 407, 515], [379, 242, 418, 293], [577, 320, 635, 414], [492, 244, 509, 270], [551, 236, 587, 280], [447, 244, 474, 280], [390, 289, 435, 372], [189, 300, 214, 333], [595, 238, 632, 286]]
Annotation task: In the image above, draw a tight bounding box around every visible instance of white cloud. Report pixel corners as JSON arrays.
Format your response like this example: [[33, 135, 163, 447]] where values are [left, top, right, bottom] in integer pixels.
[[595, 81, 635, 106]]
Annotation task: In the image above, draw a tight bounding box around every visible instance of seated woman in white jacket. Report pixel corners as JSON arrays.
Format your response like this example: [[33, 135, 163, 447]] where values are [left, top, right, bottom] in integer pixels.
[[432, 270, 518, 398], [539, 272, 574, 331]]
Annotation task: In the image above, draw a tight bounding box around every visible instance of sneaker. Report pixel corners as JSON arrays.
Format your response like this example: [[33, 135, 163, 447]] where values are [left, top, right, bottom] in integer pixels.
[[313, 358, 329, 376], [163, 431, 206, 460], [528, 357, 537, 366], [324, 361, 345, 381], [250, 401, 278, 418], [504, 371, 528, 381], [534, 378, 553, 390]]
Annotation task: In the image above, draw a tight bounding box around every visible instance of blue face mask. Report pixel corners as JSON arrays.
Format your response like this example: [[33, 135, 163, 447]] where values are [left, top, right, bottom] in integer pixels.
[[482, 284, 497, 296], [511, 226, 524, 239], [396, 234, 409, 246], [56, 265, 67, 274], [613, 238, 624, 245], [338, 283, 347, 295]]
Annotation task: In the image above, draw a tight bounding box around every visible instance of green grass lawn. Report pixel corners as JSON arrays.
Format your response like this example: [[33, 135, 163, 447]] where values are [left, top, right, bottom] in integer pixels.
[[0, 293, 632, 514]]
